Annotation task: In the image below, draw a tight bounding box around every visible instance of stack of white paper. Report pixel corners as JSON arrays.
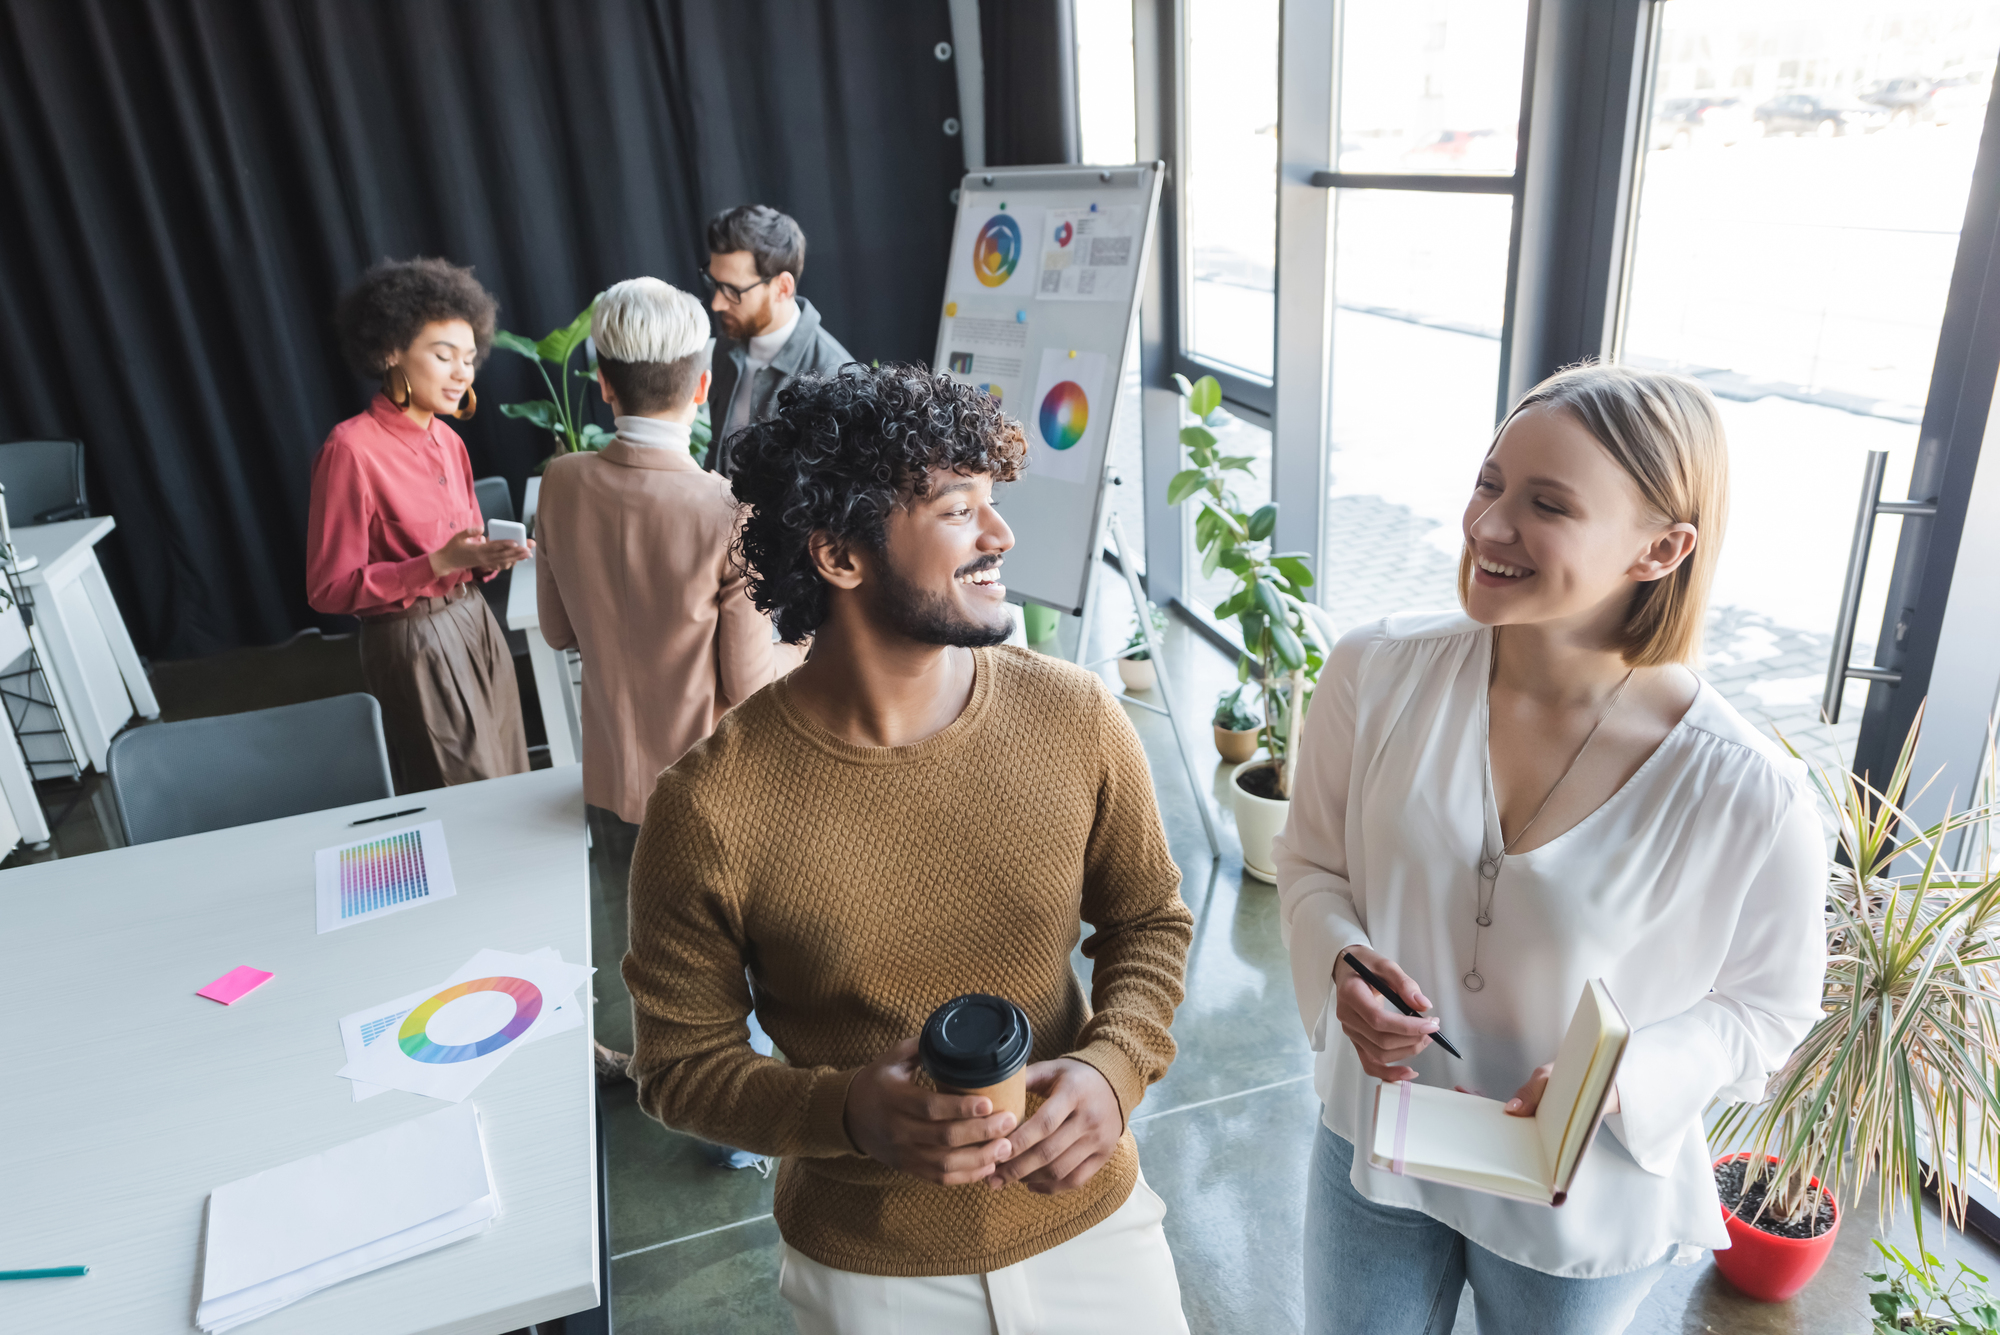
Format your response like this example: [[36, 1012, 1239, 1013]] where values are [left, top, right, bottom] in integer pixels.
[[336, 948, 594, 1103], [196, 1103, 497, 1332]]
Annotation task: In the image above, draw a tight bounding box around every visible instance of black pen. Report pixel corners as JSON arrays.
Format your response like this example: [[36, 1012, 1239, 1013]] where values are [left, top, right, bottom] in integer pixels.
[[350, 806, 426, 827], [1341, 951, 1462, 1059]]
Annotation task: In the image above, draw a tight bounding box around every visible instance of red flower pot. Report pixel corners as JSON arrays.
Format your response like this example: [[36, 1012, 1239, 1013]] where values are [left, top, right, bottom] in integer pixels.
[[1711, 1153, 1840, 1302]]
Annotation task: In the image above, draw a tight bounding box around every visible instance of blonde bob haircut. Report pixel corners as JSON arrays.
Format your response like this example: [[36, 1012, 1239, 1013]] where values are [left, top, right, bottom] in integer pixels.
[[1457, 362, 1729, 668]]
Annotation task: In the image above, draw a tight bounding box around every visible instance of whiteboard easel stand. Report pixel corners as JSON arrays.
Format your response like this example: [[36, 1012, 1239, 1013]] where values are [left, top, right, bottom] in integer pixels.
[[1077, 507, 1220, 859]]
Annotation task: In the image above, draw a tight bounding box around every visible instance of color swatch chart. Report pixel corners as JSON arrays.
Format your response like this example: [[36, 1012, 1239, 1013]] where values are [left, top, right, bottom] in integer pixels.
[[340, 830, 429, 919], [314, 820, 457, 934]]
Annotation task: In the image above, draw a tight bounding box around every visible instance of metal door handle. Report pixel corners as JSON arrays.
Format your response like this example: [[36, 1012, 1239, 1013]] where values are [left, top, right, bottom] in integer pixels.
[[1821, 451, 1937, 724]]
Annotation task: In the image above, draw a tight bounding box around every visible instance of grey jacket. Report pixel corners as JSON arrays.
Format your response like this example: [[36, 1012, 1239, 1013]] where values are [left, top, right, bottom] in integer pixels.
[[706, 297, 854, 476]]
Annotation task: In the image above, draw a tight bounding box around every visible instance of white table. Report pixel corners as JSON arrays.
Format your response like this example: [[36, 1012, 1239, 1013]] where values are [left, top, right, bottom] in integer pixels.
[[0, 766, 599, 1333], [505, 555, 581, 770], [8, 516, 161, 771], [0, 601, 57, 845]]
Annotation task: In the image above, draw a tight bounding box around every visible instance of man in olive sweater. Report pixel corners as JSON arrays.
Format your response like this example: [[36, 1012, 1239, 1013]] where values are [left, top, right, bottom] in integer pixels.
[[624, 366, 1193, 1331]]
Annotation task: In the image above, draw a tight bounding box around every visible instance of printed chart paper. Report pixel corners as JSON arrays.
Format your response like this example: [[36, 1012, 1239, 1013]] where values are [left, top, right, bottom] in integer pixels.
[[1036, 206, 1140, 303], [338, 947, 585, 1101], [1025, 348, 1108, 486], [940, 312, 1028, 410], [952, 206, 1043, 299], [337, 948, 595, 1103], [315, 821, 456, 934]]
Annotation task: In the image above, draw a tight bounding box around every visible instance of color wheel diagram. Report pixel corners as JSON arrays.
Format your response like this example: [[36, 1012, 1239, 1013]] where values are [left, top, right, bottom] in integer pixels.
[[1026, 348, 1107, 485], [399, 976, 543, 1065], [973, 213, 1022, 287]]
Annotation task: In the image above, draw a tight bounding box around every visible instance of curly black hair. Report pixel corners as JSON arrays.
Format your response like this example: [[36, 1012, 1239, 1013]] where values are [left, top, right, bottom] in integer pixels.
[[729, 364, 1028, 643], [332, 257, 498, 379]]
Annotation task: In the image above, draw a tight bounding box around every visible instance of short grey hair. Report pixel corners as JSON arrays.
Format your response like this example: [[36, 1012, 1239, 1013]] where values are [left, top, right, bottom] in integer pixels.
[[591, 278, 707, 364]]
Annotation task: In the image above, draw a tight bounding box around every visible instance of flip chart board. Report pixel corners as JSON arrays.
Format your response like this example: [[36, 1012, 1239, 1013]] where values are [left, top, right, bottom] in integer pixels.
[[934, 163, 1163, 614]]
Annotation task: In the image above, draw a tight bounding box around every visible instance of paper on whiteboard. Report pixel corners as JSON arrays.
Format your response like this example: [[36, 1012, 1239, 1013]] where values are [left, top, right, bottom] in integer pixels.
[[1036, 207, 1140, 303], [952, 206, 1043, 299], [336, 948, 594, 1103], [1025, 348, 1108, 486], [338, 947, 585, 1101], [314, 821, 456, 934]]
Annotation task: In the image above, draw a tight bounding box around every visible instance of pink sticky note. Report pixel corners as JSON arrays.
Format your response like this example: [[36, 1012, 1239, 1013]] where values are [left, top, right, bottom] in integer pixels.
[[198, 966, 274, 1005]]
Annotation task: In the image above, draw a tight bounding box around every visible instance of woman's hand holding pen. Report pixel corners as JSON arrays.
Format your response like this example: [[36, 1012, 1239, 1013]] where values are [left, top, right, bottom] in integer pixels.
[[1332, 946, 1439, 1083]]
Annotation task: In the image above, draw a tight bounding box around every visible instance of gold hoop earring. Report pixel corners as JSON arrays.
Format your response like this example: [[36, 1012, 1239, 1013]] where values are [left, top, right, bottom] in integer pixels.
[[384, 365, 413, 409], [453, 385, 477, 420]]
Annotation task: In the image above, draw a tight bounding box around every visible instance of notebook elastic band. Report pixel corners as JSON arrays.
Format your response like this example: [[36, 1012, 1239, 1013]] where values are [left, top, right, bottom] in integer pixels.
[[1391, 1079, 1412, 1175]]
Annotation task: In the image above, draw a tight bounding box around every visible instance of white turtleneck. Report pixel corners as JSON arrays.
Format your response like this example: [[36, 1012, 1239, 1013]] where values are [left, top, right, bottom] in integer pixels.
[[613, 415, 694, 452]]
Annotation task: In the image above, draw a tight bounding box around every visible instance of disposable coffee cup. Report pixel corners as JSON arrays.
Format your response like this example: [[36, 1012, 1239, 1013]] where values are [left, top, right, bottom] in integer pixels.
[[918, 993, 1033, 1125]]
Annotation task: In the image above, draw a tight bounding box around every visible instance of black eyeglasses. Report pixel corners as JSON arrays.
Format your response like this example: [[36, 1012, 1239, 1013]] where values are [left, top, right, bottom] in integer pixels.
[[699, 267, 773, 305]]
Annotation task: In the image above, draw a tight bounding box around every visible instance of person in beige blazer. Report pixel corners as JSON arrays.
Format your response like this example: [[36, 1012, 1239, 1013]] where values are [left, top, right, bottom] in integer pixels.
[[535, 277, 798, 1086]]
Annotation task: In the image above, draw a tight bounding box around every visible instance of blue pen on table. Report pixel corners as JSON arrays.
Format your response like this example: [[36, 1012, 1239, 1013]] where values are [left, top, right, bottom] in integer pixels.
[[1, 1266, 88, 1279], [1340, 951, 1463, 1059]]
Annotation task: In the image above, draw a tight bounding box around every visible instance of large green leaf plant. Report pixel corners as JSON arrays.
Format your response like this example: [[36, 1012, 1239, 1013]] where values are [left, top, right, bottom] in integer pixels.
[[1166, 373, 1327, 796]]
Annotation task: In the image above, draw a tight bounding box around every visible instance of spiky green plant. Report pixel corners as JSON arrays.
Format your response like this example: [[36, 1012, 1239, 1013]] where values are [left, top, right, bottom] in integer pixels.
[[1712, 705, 2000, 1249]]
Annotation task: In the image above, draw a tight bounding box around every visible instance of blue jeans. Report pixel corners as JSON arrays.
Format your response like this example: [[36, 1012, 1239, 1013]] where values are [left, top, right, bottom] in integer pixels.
[[1306, 1122, 1669, 1335]]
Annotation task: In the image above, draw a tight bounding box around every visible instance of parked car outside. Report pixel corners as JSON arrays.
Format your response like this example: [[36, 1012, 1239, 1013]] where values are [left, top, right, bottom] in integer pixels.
[[1753, 92, 1892, 137], [1652, 96, 1754, 149], [1860, 76, 1937, 127], [1930, 74, 1994, 126]]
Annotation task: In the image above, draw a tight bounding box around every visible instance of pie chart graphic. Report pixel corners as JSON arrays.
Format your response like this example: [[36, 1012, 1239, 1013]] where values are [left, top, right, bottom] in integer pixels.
[[973, 214, 1023, 287], [1053, 220, 1074, 247], [1038, 381, 1089, 451], [398, 975, 543, 1065]]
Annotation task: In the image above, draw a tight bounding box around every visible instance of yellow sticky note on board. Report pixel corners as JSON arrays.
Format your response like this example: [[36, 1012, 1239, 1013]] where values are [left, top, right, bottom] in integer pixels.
[[945, 302, 958, 317]]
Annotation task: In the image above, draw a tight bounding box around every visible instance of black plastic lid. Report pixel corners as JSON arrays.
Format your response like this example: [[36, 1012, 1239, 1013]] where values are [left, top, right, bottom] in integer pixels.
[[918, 994, 1033, 1090]]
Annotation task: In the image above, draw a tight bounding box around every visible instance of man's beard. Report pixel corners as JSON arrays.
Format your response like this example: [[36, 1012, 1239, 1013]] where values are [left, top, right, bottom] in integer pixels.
[[872, 558, 1012, 648]]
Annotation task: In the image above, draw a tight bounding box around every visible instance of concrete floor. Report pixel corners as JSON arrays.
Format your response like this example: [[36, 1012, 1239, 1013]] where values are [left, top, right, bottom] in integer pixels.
[[14, 568, 2000, 1332]]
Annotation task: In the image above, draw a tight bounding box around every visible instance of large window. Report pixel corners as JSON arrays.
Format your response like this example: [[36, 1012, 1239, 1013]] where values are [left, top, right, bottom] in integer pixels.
[[1182, 0, 1280, 382], [1616, 0, 2000, 773], [1319, 0, 1531, 631]]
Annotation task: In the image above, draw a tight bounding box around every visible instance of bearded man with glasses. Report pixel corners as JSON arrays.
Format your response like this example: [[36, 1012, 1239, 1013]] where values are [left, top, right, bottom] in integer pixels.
[[702, 204, 854, 477]]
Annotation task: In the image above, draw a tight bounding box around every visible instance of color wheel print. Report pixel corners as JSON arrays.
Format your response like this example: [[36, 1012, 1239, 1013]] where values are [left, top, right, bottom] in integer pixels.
[[398, 976, 543, 1064], [1053, 220, 1074, 247], [973, 214, 1023, 287], [1039, 381, 1089, 450]]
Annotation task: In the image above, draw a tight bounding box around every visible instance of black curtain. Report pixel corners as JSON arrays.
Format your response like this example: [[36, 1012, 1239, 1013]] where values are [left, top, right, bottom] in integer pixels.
[[0, 0, 963, 660], [981, 0, 1079, 166]]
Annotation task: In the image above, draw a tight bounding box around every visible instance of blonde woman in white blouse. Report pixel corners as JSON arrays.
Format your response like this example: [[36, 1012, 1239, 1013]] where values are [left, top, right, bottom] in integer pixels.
[[1275, 364, 1826, 1335]]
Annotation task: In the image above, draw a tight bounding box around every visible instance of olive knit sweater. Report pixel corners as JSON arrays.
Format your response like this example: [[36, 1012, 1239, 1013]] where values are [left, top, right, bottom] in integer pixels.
[[624, 645, 1192, 1276]]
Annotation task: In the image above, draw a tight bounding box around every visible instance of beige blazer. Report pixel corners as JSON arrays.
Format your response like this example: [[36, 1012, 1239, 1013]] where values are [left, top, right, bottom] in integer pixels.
[[536, 436, 787, 823]]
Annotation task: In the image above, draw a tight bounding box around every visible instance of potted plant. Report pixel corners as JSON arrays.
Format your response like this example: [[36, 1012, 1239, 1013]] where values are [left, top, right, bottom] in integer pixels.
[[495, 300, 616, 469], [1166, 374, 1328, 882], [1706, 706, 2000, 1303], [1117, 603, 1168, 692], [1862, 1238, 2000, 1332], [1213, 682, 1262, 764]]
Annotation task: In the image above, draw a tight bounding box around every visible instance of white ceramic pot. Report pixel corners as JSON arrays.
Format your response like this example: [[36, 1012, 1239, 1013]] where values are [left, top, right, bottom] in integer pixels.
[[1117, 655, 1157, 692], [1230, 759, 1291, 884]]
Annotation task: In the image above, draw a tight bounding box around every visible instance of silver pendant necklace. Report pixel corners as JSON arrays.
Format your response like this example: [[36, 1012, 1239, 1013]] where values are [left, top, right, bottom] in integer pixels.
[[1465, 643, 1634, 993]]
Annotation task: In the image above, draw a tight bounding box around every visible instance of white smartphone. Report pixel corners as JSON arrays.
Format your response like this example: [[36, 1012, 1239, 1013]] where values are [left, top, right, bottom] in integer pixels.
[[486, 519, 527, 546]]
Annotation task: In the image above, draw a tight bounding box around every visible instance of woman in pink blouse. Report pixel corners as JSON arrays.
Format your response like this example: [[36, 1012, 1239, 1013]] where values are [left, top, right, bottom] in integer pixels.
[[308, 258, 531, 791]]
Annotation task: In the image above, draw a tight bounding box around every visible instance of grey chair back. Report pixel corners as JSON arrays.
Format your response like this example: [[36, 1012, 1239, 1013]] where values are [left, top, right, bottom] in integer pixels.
[[107, 693, 396, 845], [474, 476, 515, 527], [0, 439, 89, 526]]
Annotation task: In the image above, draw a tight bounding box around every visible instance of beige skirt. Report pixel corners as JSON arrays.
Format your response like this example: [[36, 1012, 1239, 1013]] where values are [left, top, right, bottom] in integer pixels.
[[359, 584, 529, 793]]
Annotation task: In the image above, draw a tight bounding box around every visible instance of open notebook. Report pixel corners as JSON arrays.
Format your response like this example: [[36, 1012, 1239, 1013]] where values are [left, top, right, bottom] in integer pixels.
[[1369, 979, 1629, 1206]]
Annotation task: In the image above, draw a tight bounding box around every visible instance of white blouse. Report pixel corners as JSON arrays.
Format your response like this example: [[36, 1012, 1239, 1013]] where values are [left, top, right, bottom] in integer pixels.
[[1274, 611, 1828, 1278]]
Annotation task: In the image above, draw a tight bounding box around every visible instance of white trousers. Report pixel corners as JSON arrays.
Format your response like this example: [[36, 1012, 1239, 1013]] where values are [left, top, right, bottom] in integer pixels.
[[779, 1176, 1190, 1335]]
